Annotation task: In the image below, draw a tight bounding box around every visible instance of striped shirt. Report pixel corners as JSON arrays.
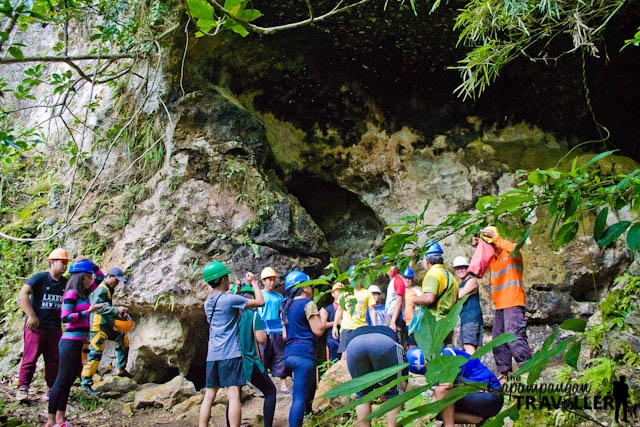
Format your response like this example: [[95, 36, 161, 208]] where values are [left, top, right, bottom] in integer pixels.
[[60, 269, 103, 341]]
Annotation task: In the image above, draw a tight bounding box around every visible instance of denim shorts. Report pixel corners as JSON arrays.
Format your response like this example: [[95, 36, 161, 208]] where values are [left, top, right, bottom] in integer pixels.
[[460, 321, 483, 347], [205, 357, 245, 388]]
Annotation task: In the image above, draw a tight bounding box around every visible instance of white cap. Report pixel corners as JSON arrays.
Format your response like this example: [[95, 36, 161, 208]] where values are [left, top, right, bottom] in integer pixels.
[[452, 256, 470, 268], [368, 285, 382, 294]]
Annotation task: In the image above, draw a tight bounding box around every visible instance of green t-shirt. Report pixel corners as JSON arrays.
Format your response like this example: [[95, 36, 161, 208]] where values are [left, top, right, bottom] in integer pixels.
[[421, 265, 459, 320], [238, 308, 266, 382]]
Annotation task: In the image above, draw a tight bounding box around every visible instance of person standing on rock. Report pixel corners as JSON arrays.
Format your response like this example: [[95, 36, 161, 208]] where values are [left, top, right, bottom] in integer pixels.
[[282, 270, 326, 427], [321, 282, 344, 363], [475, 226, 532, 380], [47, 259, 104, 427], [412, 242, 459, 343], [80, 267, 130, 396], [257, 266, 290, 394], [227, 284, 276, 427], [199, 262, 264, 427], [332, 266, 377, 360], [453, 256, 483, 355], [16, 248, 71, 401]]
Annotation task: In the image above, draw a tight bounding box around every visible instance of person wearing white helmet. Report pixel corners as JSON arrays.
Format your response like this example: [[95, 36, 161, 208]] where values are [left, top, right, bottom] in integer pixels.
[[453, 256, 484, 355], [365, 285, 386, 327]]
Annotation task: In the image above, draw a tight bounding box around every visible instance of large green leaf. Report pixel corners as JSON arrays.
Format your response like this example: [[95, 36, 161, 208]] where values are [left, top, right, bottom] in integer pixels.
[[513, 334, 574, 384], [597, 221, 631, 248], [320, 362, 408, 398], [593, 207, 608, 241], [363, 384, 430, 421], [626, 223, 640, 251], [581, 150, 618, 170], [554, 221, 578, 249], [511, 228, 532, 258], [470, 333, 516, 360], [527, 170, 545, 186], [186, 0, 214, 20], [424, 354, 468, 386], [493, 193, 532, 216], [397, 385, 478, 424], [563, 194, 580, 220], [328, 375, 409, 418], [558, 318, 587, 332], [565, 342, 581, 370]]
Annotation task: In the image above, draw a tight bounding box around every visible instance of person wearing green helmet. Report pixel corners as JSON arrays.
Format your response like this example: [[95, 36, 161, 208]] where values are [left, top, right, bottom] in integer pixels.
[[199, 261, 264, 427], [225, 285, 276, 427]]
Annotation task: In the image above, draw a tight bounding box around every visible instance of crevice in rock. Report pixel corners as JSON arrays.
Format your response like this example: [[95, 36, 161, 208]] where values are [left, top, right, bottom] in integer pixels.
[[286, 173, 384, 268]]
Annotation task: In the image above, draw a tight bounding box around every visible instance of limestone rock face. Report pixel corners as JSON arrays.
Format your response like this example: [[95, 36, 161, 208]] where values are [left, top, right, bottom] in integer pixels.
[[133, 375, 196, 409]]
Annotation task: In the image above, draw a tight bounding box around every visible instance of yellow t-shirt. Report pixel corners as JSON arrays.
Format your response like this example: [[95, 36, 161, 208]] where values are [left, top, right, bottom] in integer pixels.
[[421, 265, 459, 320], [340, 288, 374, 330]]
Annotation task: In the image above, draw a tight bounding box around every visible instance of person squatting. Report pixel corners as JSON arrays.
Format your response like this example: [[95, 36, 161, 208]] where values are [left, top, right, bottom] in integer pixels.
[[17, 225, 530, 427]]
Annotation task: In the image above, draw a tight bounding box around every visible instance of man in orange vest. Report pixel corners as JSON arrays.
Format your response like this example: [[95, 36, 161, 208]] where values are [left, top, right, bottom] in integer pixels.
[[478, 227, 532, 379]]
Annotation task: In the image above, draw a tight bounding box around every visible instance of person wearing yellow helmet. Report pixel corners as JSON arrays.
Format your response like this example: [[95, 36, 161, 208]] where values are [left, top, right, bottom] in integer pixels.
[[16, 248, 72, 402]]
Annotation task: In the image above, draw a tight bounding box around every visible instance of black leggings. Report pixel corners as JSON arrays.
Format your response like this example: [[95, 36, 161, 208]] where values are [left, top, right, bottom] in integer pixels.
[[226, 366, 277, 427], [48, 339, 83, 414]]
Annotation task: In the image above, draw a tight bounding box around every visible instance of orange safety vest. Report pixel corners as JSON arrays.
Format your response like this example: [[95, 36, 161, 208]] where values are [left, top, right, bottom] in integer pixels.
[[489, 236, 525, 310]]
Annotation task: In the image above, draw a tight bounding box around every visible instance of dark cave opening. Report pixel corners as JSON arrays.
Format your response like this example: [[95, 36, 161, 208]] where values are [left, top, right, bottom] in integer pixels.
[[286, 174, 384, 269]]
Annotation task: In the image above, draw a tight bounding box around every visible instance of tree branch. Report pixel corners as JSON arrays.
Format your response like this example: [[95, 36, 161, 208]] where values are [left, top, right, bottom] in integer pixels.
[[0, 53, 136, 65], [205, 0, 372, 34]]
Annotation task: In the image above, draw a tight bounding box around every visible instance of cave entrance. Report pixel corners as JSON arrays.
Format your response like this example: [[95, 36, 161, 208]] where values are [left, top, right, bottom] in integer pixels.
[[286, 174, 384, 269]]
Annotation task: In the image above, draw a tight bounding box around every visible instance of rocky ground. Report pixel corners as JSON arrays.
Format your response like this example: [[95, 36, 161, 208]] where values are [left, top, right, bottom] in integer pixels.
[[0, 372, 297, 427]]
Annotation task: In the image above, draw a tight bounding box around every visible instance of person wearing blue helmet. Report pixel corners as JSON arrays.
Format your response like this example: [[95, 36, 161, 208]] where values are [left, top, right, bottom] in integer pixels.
[[412, 242, 459, 332], [282, 270, 326, 427], [46, 259, 104, 427], [433, 347, 503, 426]]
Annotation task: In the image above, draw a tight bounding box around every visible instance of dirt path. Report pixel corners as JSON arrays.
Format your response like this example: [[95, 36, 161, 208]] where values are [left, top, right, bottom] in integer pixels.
[[0, 377, 297, 427]]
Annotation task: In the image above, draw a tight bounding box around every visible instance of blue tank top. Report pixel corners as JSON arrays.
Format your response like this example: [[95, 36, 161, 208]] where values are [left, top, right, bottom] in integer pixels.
[[459, 278, 483, 324], [284, 298, 317, 360]]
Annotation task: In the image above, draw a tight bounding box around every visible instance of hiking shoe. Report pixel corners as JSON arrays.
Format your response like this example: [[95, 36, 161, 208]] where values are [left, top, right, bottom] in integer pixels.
[[15, 386, 29, 401], [81, 385, 101, 398], [116, 369, 132, 378], [59, 422, 72, 427]]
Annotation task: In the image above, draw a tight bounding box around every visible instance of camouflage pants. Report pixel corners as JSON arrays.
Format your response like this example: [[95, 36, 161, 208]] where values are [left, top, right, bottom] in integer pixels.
[[80, 329, 129, 386]]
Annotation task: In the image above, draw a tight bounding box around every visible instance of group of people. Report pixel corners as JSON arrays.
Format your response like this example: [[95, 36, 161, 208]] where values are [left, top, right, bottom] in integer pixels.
[[199, 226, 533, 426], [15, 226, 532, 427], [15, 248, 130, 427]]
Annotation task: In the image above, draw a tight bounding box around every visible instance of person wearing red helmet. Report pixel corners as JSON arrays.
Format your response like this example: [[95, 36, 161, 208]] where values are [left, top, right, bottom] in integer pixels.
[[16, 248, 72, 401]]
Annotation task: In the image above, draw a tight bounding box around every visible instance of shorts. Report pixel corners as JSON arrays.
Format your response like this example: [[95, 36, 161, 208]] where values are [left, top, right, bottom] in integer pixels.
[[205, 357, 245, 388], [260, 333, 287, 378], [337, 328, 355, 353], [346, 332, 407, 399], [406, 334, 417, 347], [460, 322, 483, 347], [437, 389, 503, 421]]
